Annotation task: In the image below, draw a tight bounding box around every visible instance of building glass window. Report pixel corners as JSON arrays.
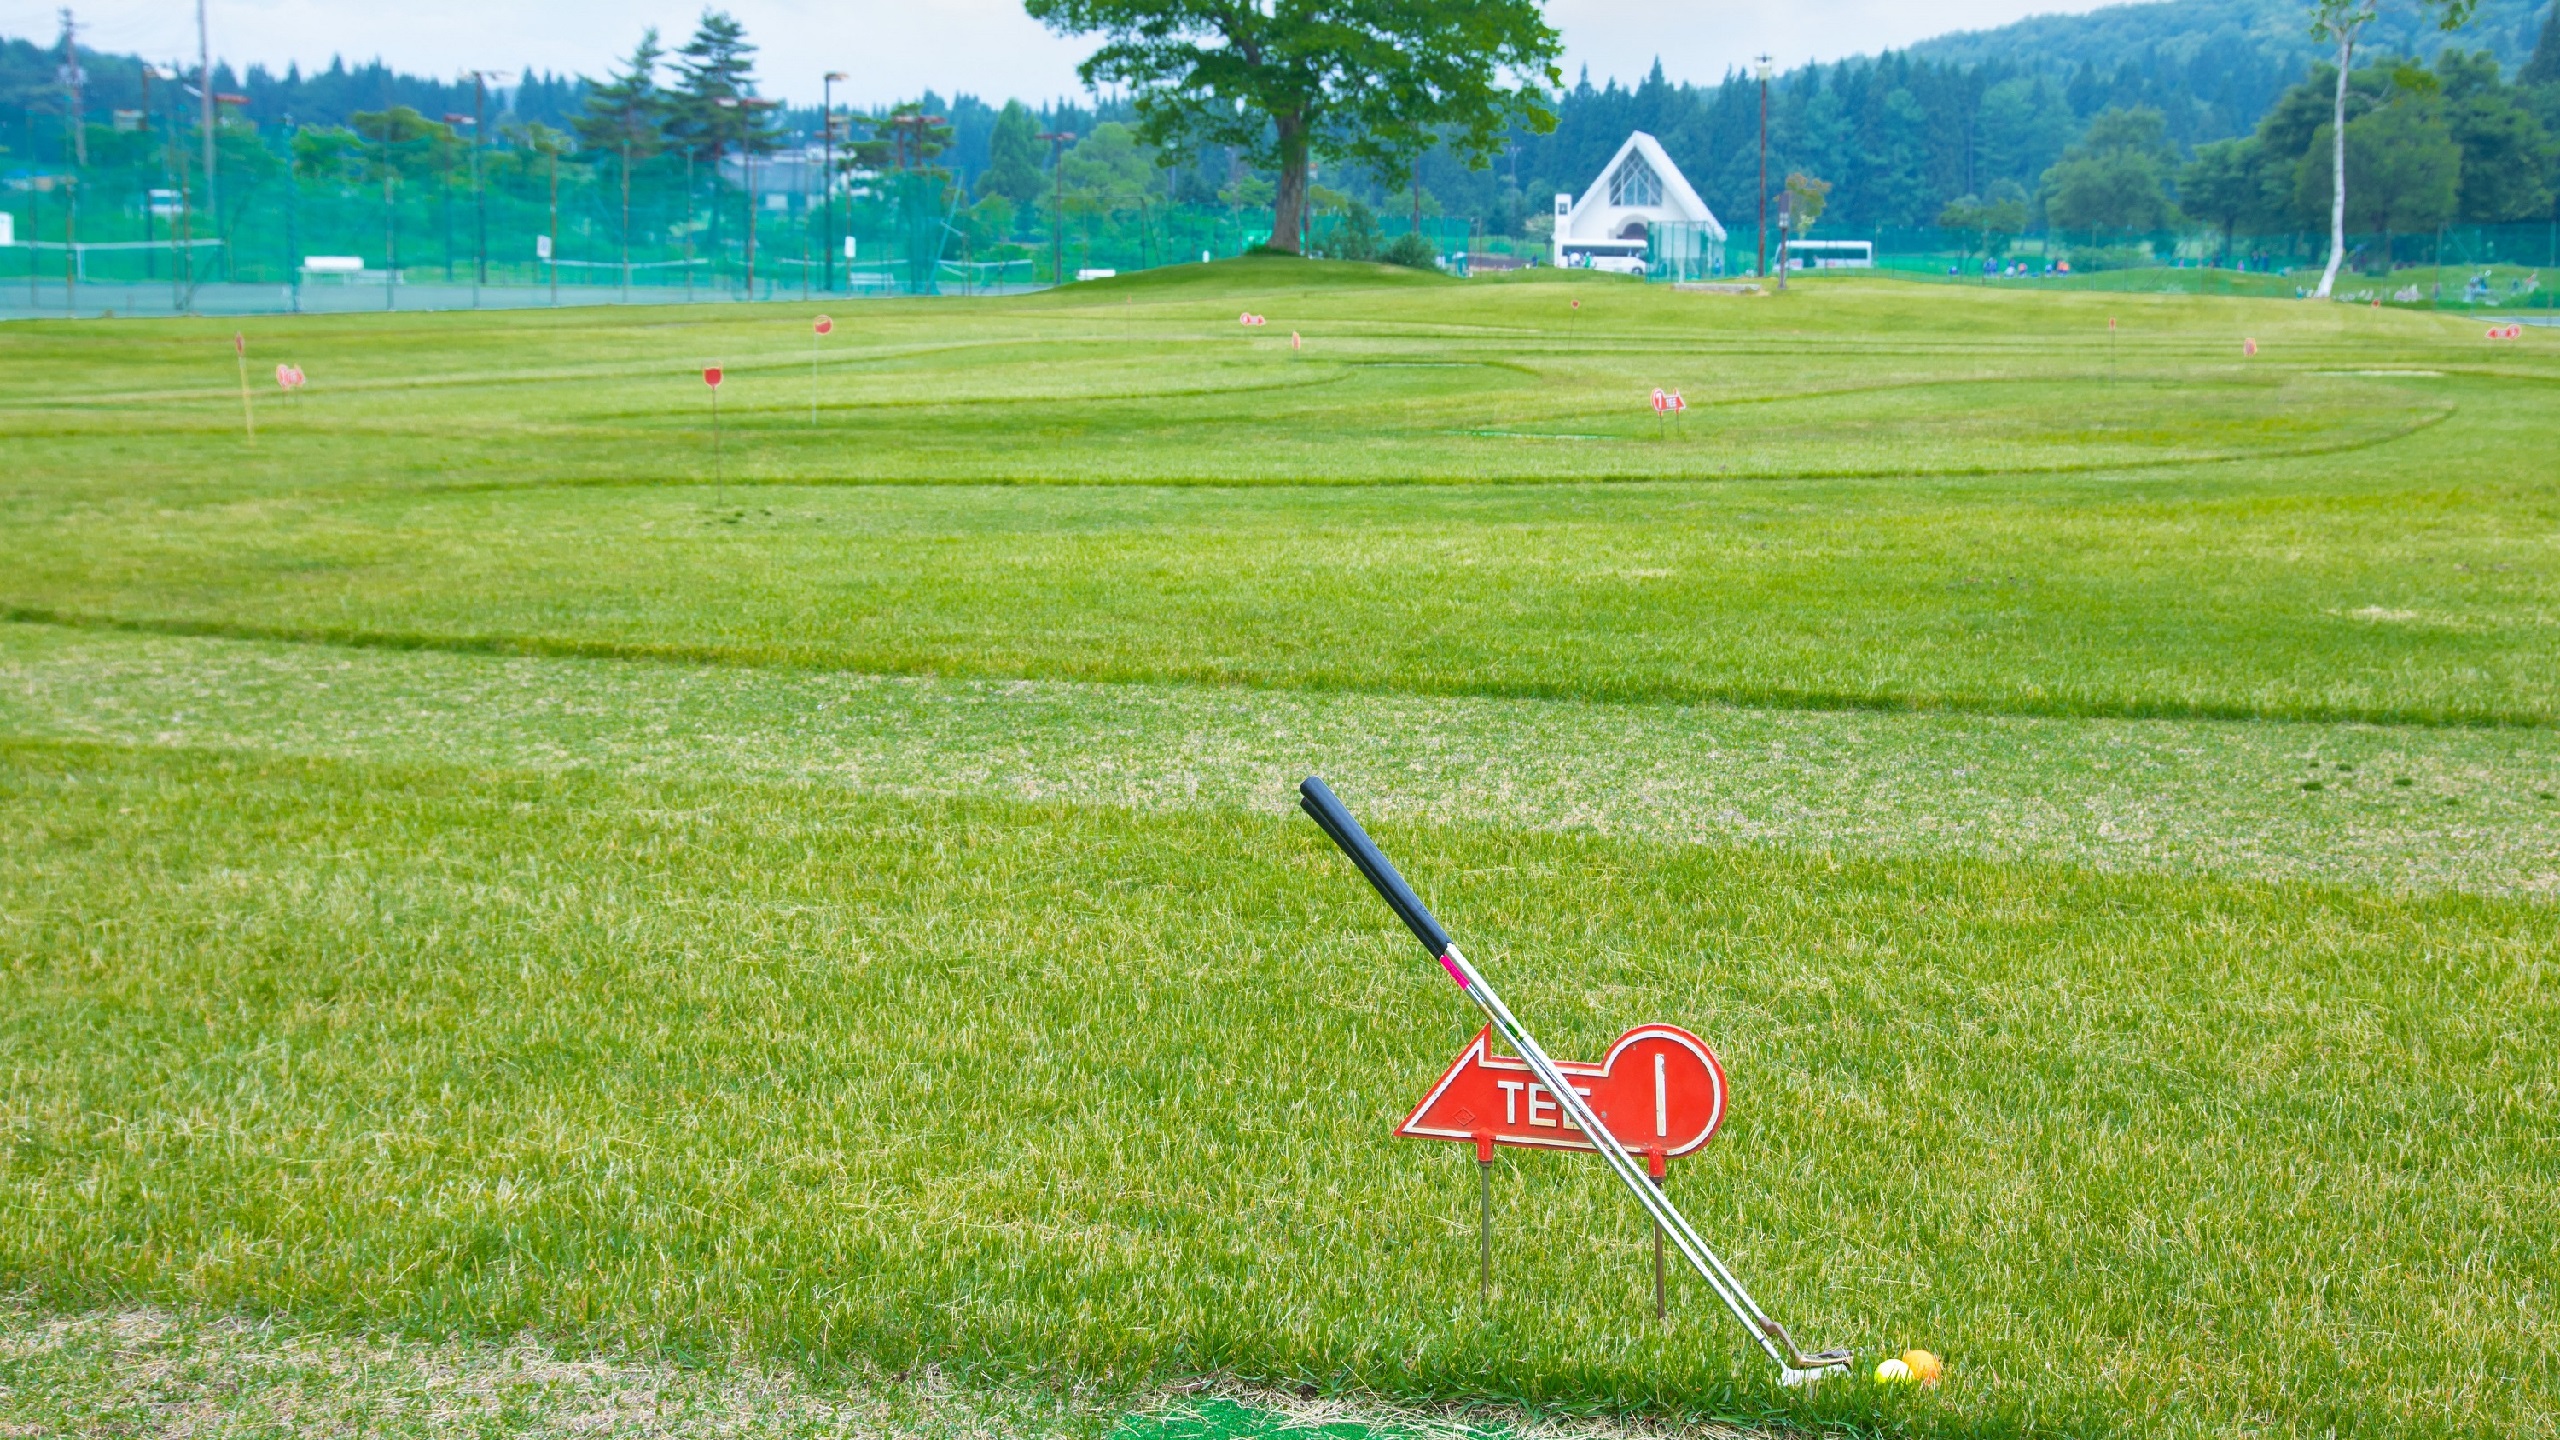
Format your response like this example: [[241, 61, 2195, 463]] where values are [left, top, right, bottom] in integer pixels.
[[1608, 157, 1662, 208]]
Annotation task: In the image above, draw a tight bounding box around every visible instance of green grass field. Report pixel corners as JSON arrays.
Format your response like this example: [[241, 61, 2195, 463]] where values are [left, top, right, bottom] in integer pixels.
[[3, 260, 2556, 1439]]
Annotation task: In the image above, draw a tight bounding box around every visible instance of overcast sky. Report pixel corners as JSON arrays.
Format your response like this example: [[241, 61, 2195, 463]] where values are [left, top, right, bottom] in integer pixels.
[[20, 0, 2127, 106]]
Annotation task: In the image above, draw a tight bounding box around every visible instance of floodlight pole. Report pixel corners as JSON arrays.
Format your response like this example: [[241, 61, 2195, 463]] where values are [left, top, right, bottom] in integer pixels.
[[1038, 128, 1075, 285], [822, 72, 846, 293], [140, 64, 155, 277], [467, 71, 494, 304], [1755, 56, 1772, 280], [196, 0, 215, 285], [719, 95, 781, 300], [547, 133, 559, 305], [60, 8, 83, 316]]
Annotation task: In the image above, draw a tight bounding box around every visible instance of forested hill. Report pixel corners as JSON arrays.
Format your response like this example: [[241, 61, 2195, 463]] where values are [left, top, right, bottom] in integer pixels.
[[6, 0, 2556, 242], [1456, 0, 2559, 238], [1910, 0, 2549, 75]]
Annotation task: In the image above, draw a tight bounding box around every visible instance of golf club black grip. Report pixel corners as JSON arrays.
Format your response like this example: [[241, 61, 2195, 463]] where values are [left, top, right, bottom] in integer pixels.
[[1298, 777, 1453, 957]]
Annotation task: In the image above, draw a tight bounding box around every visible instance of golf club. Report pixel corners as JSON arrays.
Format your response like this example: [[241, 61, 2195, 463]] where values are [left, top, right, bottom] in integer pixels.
[[1299, 775, 1855, 1386]]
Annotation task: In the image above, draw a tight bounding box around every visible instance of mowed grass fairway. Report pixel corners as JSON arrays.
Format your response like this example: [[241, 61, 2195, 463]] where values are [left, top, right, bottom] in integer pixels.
[[2, 261, 2557, 1439]]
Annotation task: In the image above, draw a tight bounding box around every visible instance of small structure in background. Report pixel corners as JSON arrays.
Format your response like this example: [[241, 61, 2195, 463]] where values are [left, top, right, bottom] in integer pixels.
[[1551, 132, 1724, 278], [1785, 239, 1873, 271]]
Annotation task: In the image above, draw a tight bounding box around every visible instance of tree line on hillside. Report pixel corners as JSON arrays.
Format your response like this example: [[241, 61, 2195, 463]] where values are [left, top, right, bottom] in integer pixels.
[[8, 1, 2558, 281]]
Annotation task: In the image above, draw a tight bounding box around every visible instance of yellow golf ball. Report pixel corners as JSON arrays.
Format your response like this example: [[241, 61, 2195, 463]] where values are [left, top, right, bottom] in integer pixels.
[[1875, 1357, 1915, 1385]]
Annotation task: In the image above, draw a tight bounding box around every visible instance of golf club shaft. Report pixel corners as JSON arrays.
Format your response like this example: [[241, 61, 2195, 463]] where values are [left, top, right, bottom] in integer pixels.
[[1443, 942, 1825, 1373], [1297, 778, 1848, 1378]]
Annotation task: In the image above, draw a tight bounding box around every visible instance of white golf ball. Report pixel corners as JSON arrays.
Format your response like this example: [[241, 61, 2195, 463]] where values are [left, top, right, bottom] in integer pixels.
[[1875, 1357, 1915, 1385]]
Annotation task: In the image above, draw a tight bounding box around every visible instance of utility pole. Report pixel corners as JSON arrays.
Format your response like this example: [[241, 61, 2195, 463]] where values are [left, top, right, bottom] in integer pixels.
[[1038, 127, 1074, 285], [284, 112, 300, 312], [471, 77, 486, 305], [547, 133, 559, 305], [140, 63, 155, 277], [162, 63, 190, 310], [717, 95, 780, 299], [196, 0, 215, 284], [1755, 55, 1771, 280], [58, 10, 86, 165], [822, 71, 845, 292], [59, 9, 84, 314], [464, 69, 507, 302]]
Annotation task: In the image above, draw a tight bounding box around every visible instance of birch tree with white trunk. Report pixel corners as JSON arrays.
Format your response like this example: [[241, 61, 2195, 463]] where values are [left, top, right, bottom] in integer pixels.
[[2309, 0, 2477, 299]]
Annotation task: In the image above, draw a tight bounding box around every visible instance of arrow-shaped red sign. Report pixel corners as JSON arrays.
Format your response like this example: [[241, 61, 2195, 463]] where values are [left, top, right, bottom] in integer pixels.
[[1397, 1023, 1726, 1162]]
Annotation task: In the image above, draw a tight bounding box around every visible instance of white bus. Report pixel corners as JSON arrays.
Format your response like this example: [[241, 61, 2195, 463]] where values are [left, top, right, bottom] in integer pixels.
[[1784, 239, 1874, 270]]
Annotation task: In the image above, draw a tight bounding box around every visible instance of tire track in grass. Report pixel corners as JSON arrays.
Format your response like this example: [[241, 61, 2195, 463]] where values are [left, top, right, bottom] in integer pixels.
[[0, 601, 2541, 732], [3, 622, 2552, 899]]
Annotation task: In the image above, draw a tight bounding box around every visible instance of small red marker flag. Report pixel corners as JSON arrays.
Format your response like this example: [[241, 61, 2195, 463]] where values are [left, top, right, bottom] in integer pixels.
[[703, 366, 724, 388]]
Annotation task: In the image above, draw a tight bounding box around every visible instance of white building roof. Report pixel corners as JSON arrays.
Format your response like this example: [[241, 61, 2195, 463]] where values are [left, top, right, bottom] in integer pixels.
[[1556, 132, 1725, 247]]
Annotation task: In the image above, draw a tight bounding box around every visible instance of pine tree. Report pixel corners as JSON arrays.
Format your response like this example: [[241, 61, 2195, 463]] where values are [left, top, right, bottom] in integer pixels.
[[2521, 2, 2560, 88], [979, 100, 1046, 205], [668, 10, 774, 163], [575, 32, 665, 161], [575, 31, 665, 296]]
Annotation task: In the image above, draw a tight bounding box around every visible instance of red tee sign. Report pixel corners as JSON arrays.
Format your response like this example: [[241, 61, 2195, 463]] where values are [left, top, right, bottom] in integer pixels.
[[1398, 1024, 1726, 1164]]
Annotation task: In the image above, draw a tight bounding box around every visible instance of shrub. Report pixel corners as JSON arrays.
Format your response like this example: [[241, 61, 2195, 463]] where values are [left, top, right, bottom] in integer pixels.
[[1382, 231, 1439, 270]]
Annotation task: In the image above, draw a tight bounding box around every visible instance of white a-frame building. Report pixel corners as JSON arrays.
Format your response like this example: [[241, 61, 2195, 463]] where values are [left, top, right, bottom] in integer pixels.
[[1552, 131, 1725, 276]]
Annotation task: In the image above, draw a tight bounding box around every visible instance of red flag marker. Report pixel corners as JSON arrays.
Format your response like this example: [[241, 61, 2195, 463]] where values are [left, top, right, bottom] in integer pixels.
[[704, 365, 725, 504], [811, 317, 833, 425]]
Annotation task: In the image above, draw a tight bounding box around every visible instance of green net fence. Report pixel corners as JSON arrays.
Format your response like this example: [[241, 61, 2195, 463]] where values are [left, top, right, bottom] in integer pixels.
[[1650, 218, 2558, 309], [4, 146, 2553, 318]]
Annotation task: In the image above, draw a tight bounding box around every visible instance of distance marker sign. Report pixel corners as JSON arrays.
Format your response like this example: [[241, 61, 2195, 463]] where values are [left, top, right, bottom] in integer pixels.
[[1398, 1024, 1726, 1161]]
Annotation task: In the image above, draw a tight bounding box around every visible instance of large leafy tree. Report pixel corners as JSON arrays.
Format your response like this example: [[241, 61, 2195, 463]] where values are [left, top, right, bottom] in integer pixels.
[[1023, 0, 1562, 255], [2041, 105, 2178, 233], [2434, 49, 2557, 222], [2179, 138, 2289, 261], [2295, 80, 2461, 247], [2304, 1, 2477, 300]]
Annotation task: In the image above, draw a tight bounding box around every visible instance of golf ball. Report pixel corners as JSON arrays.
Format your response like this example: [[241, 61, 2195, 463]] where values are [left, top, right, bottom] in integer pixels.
[[1901, 1350, 1944, 1387], [1875, 1357, 1914, 1385]]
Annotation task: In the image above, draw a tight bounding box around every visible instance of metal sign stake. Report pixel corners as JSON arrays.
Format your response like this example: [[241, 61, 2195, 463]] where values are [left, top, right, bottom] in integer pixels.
[[1650, 1158, 1668, 1322], [1477, 1140, 1494, 1304], [1301, 777, 1854, 1386]]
